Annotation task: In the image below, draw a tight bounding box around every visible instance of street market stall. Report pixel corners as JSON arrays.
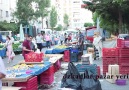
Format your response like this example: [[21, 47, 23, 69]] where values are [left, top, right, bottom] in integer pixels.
[[2, 54, 63, 89]]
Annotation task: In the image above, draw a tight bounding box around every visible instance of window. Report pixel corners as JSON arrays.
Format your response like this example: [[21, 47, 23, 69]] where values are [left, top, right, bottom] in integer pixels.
[[0, 0, 2, 3], [73, 1, 80, 3], [0, 10, 2, 17], [6, 11, 9, 17]]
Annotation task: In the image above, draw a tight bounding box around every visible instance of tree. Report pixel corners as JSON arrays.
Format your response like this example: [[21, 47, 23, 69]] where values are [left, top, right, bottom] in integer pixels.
[[83, 0, 129, 34], [14, 0, 51, 27], [50, 6, 57, 30], [63, 14, 69, 29], [84, 23, 93, 27], [0, 21, 18, 33], [56, 24, 63, 31], [14, 0, 34, 26]]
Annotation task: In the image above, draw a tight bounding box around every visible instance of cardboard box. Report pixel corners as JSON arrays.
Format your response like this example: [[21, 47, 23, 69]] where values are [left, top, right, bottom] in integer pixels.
[[106, 72, 121, 84], [108, 65, 119, 75]]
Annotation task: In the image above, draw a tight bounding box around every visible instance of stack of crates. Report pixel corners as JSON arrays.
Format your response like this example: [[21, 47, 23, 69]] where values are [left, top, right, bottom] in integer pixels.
[[63, 50, 70, 62], [102, 48, 118, 74], [117, 39, 129, 74], [40, 65, 54, 85], [14, 76, 38, 90], [70, 49, 78, 62]]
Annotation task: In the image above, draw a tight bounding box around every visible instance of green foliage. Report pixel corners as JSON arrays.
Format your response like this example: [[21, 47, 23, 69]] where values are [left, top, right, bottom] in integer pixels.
[[50, 6, 57, 30], [14, 0, 51, 26], [0, 21, 18, 33], [63, 14, 69, 25], [56, 24, 63, 31], [83, 0, 129, 33], [84, 23, 93, 27]]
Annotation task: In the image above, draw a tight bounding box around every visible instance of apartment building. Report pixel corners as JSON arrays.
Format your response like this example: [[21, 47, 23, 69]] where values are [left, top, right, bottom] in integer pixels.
[[0, 0, 17, 23]]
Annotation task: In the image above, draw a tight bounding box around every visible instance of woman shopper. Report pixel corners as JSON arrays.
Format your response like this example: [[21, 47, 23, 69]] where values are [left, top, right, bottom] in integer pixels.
[[5, 36, 15, 63]]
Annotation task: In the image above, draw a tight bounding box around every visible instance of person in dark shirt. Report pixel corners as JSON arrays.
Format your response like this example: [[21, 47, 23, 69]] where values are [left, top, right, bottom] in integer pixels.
[[79, 32, 84, 51], [22, 35, 33, 59]]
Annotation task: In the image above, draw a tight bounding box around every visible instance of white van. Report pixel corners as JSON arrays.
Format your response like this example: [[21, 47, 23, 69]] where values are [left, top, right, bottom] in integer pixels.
[[0, 31, 12, 40], [37, 29, 52, 35]]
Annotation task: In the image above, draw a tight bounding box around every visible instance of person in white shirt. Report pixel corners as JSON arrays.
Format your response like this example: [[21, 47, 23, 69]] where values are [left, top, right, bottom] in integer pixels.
[[36, 33, 43, 51], [0, 57, 6, 90]]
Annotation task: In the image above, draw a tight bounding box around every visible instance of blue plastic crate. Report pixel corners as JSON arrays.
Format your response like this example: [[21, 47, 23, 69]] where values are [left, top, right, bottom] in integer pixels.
[[76, 64, 97, 75], [70, 53, 78, 62]]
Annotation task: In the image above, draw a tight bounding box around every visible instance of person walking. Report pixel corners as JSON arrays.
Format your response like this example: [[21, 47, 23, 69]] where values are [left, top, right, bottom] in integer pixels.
[[64, 33, 68, 44], [36, 33, 43, 51], [60, 34, 64, 45], [45, 33, 51, 48], [5, 36, 15, 63], [0, 57, 6, 90], [22, 35, 33, 59]]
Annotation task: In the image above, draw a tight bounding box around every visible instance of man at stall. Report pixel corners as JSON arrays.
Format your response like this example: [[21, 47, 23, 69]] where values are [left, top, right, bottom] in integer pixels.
[[0, 57, 6, 90], [79, 31, 84, 51], [22, 35, 33, 59]]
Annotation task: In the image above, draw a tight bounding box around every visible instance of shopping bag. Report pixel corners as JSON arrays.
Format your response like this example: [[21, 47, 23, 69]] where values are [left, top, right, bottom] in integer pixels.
[[81, 69, 102, 90], [10, 51, 15, 59], [61, 62, 82, 90]]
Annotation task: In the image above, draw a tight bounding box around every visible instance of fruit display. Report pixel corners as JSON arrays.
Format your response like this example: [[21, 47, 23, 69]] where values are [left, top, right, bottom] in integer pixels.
[[13, 43, 21, 51], [55, 45, 68, 49], [6, 63, 45, 78]]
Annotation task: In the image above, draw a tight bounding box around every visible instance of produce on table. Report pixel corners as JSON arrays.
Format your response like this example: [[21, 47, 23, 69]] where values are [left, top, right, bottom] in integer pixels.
[[55, 45, 68, 49]]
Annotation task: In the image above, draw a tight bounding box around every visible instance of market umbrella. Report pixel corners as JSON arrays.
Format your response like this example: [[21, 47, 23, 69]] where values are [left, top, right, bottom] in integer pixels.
[[20, 24, 24, 41]]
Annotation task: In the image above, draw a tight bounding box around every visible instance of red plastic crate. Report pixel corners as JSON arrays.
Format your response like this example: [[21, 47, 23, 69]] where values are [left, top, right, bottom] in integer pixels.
[[119, 65, 129, 75], [103, 57, 118, 66], [102, 48, 118, 57], [103, 65, 108, 74], [40, 75, 54, 85], [118, 48, 129, 57], [97, 66, 101, 76], [14, 76, 38, 90], [40, 65, 54, 76], [64, 56, 70, 62], [118, 57, 129, 65], [117, 39, 129, 48], [64, 50, 70, 57]]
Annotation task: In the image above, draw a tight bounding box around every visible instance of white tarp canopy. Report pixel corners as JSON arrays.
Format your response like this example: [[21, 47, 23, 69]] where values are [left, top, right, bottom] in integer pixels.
[[20, 24, 24, 41]]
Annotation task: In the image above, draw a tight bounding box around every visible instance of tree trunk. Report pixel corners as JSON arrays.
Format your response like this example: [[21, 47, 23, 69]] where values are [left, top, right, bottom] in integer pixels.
[[118, 10, 122, 34]]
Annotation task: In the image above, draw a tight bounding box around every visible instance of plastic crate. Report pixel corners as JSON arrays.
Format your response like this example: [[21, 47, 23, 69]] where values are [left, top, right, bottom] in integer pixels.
[[119, 65, 129, 74], [103, 57, 118, 66], [40, 75, 54, 85], [117, 39, 129, 48], [70, 52, 78, 62], [118, 57, 129, 65], [97, 66, 101, 76], [118, 48, 129, 57], [103, 65, 108, 75], [102, 48, 118, 57], [40, 65, 54, 76], [76, 64, 97, 75], [14, 76, 38, 90], [64, 50, 70, 57], [64, 56, 70, 62]]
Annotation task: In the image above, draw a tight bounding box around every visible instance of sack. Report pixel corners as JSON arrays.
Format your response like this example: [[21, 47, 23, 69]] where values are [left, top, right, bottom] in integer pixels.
[[61, 62, 82, 90], [81, 70, 102, 90]]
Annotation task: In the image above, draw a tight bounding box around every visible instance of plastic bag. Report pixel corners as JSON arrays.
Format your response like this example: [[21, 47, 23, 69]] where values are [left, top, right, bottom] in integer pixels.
[[81, 69, 102, 90], [61, 62, 82, 90]]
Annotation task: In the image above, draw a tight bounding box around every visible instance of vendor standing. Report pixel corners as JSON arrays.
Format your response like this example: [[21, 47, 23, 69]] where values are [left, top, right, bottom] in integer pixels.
[[79, 32, 84, 51], [93, 32, 102, 58], [0, 57, 6, 90], [22, 35, 33, 59], [36, 33, 43, 51]]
